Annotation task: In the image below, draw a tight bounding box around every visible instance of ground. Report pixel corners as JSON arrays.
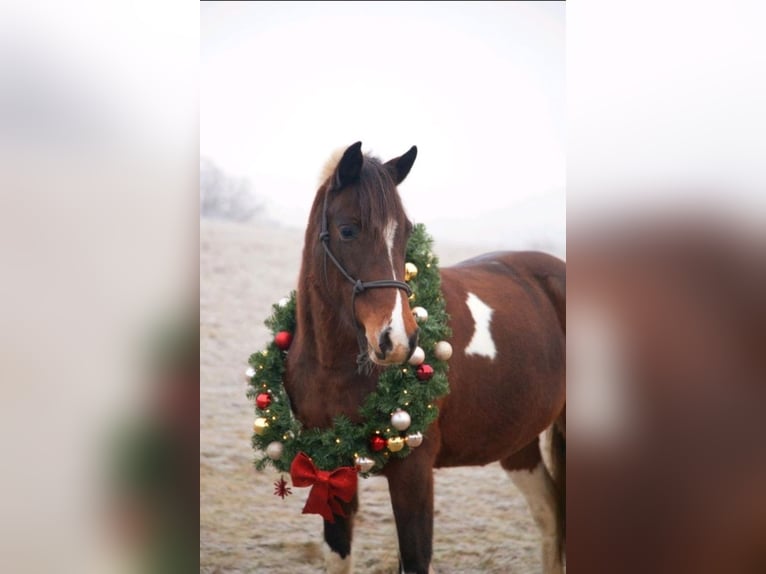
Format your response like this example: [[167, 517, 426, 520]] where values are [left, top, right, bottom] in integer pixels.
[[200, 219, 545, 573]]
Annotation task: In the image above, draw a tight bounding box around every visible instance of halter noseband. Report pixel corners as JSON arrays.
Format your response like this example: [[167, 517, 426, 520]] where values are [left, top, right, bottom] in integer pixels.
[[319, 186, 413, 367]]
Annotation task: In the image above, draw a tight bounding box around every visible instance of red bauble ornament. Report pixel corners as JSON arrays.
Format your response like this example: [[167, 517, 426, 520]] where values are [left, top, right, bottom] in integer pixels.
[[275, 331, 293, 351], [416, 364, 434, 381], [256, 393, 271, 409], [370, 435, 387, 452]]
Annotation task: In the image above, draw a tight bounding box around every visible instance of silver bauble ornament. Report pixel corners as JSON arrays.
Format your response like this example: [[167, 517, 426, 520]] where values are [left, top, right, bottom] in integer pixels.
[[412, 306, 428, 323], [434, 341, 453, 361], [266, 441, 283, 460], [406, 432, 424, 448], [408, 346, 425, 366], [390, 409, 412, 431], [354, 456, 375, 473]]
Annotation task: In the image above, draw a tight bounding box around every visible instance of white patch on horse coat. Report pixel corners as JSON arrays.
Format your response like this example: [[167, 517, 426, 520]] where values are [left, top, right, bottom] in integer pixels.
[[324, 544, 352, 574], [384, 220, 409, 351], [507, 463, 563, 574], [464, 292, 497, 359]]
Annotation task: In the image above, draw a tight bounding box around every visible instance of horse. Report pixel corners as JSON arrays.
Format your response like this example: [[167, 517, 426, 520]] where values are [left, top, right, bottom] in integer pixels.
[[284, 141, 566, 574]]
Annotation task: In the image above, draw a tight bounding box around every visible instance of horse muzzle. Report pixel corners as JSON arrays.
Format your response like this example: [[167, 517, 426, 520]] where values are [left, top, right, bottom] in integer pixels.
[[371, 325, 419, 365]]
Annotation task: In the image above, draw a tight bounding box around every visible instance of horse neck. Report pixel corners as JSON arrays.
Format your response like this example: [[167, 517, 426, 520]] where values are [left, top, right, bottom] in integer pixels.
[[288, 264, 380, 427], [295, 279, 361, 372]]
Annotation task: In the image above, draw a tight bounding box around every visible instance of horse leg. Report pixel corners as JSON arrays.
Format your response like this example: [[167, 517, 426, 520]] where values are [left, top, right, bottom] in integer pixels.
[[385, 456, 435, 574], [323, 493, 358, 574], [501, 432, 564, 574]]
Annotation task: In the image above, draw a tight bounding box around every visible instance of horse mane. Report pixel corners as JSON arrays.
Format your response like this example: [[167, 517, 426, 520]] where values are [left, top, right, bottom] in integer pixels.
[[316, 146, 408, 237]]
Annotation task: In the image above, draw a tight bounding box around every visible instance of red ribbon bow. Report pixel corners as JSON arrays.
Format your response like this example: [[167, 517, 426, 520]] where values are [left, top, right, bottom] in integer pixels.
[[289, 452, 358, 523]]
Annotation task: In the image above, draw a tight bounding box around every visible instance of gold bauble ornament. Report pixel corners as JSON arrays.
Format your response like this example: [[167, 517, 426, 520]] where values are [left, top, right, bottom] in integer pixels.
[[387, 436, 405, 452], [406, 432, 424, 448], [404, 262, 418, 282], [253, 417, 269, 435], [434, 341, 453, 361]]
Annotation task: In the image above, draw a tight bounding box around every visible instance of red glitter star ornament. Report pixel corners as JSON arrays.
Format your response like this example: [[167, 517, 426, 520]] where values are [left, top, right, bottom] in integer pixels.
[[273, 475, 292, 499]]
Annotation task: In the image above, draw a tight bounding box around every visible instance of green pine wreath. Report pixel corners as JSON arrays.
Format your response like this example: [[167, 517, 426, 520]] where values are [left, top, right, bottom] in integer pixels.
[[247, 223, 452, 475]]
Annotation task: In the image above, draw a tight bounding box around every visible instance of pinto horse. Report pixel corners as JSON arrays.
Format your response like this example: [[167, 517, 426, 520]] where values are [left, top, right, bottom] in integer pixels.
[[285, 142, 566, 574]]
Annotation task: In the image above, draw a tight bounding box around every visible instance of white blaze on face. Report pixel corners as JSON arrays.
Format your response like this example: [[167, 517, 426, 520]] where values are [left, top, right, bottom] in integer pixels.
[[383, 220, 409, 351], [464, 292, 497, 359]]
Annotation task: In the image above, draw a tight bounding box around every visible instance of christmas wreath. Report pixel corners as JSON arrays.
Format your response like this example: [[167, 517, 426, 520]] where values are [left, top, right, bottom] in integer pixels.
[[246, 223, 452, 516]]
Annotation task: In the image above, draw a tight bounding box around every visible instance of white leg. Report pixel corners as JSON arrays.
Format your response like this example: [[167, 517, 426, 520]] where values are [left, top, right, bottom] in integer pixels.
[[324, 544, 352, 574], [507, 463, 563, 574]]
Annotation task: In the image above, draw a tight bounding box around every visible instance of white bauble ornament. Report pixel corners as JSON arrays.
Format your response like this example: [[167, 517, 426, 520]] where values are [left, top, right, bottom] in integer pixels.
[[266, 441, 283, 460], [390, 409, 412, 431], [412, 306, 428, 323], [406, 432, 423, 448], [434, 341, 453, 361], [277, 297, 290, 308], [408, 346, 425, 366], [354, 456, 375, 473], [245, 366, 256, 380]]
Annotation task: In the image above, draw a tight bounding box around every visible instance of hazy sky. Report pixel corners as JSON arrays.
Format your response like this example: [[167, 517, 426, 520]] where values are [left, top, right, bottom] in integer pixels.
[[201, 2, 564, 254]]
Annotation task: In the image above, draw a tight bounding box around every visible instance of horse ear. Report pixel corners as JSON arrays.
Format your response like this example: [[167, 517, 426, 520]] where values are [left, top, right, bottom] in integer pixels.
[[385, 145, 418, 185], [333, 141, 364, 190]]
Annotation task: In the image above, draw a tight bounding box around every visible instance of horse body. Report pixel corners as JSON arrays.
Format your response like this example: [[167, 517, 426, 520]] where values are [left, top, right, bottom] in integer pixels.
[[434, 251, 565, 468], [283, 142, 565, 574]]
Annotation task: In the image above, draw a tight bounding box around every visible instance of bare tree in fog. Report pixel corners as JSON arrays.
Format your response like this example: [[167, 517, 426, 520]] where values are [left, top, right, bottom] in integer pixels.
[[200, 158, 263, 222]]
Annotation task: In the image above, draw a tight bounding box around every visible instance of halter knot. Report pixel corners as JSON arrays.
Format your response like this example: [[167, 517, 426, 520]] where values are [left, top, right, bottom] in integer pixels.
[[353, 280, 365, 294], [319, 231, 330, 242]]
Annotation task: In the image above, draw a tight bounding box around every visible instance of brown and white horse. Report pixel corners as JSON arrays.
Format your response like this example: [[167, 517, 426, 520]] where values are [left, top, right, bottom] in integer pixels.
[[285, 142, 566, 574]]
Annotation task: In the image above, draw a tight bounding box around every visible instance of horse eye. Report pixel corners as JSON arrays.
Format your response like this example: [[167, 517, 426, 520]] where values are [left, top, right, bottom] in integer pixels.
[[338, 225, 358, 240]]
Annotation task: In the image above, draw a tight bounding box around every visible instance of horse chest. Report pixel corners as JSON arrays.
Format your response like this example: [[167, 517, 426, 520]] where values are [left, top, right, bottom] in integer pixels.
[[285, 360, 376, 429]]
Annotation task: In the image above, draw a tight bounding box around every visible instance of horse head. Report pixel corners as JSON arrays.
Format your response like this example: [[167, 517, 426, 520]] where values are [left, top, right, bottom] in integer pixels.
[[306, 141, 420, 366]]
